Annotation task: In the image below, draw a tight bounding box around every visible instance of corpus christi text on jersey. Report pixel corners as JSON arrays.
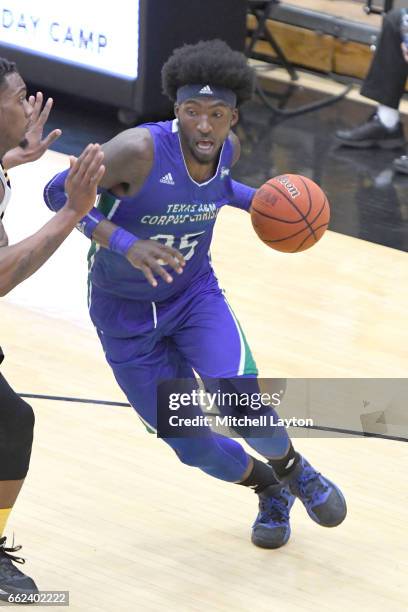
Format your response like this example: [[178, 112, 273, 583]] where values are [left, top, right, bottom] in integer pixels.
[[168, 415, 314, 428], [141, 203, 219, 226]]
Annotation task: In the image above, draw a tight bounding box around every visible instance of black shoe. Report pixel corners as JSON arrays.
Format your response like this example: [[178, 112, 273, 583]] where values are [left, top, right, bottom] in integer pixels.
[[392, 154, 408, 174], [281, 455, 347, 527], [335, 114, 405, 149], [251, 484, 295, 549], [0, 536, 38, 602]]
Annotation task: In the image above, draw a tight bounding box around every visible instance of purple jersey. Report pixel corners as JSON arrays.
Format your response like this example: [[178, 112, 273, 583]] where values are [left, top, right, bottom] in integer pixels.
[[88, 119, 236, 302]]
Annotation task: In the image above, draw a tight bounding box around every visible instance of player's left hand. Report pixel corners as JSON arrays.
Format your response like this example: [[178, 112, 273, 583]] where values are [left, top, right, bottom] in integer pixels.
[[23, 92, 62, 159], [2, 92, 62, 170]]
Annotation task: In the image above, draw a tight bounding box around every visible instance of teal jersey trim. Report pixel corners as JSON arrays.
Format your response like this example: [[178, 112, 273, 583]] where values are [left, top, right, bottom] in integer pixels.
[[224, 298, 258, 376]]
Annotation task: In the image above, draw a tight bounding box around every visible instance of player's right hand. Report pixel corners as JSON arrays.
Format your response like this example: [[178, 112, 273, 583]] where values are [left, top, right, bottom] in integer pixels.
[[126, 240, 185, 287], [402, 43, 408, 63], [64, 144, 105, 218]]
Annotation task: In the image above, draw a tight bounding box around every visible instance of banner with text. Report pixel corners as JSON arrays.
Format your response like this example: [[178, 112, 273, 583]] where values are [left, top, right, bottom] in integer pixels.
[[0, 0, 139, 78]]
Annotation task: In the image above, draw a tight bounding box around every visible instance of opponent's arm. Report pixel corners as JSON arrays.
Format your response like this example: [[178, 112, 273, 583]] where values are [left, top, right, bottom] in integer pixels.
[[0, 220, 8, 248], [0, 182, 8, 248], [0, 144, 104, 296]]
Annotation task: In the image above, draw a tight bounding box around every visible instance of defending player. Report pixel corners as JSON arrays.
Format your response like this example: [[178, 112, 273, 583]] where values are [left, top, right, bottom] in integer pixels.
[[44, 41, 346, 549], [0, 57, 105, 599]]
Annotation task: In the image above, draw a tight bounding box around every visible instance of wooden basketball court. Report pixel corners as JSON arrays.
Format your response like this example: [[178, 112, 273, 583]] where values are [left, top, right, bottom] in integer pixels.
[[0, 149, 406, 610]]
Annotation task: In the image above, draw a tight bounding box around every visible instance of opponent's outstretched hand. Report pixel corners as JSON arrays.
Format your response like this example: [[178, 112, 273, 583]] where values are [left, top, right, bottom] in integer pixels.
[[64, 144, 105, 218], [2, 92, 62, 169], [126, 240, 185, 287], [24, 92, 62, 159]]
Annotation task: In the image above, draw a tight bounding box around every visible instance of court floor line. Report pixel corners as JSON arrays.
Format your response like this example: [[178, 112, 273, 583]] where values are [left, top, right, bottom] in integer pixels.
[[17, 393, 408, 443], [18, 392, 130, 407], [306, 424, 408, 444]]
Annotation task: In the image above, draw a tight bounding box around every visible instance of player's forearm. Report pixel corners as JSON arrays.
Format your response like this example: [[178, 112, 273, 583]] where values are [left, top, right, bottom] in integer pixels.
[[0, 207, 81, 296], [44, 168, 138, 254], [91, 218, 120, 248], [229, 180, 256, 212], [45, 169, 110, 243]]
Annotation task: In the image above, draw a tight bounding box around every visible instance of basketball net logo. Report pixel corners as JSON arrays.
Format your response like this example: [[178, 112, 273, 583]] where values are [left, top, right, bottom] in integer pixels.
[[277, 175, 300, 199]]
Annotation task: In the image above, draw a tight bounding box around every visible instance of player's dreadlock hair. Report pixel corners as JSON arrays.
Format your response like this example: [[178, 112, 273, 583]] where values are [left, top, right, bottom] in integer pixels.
[[162, 40, 255, 107], [0, 57, 17, 89]]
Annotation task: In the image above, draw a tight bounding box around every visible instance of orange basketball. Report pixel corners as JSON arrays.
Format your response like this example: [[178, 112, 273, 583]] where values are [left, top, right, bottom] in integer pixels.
[[250, 174, 330, 253]]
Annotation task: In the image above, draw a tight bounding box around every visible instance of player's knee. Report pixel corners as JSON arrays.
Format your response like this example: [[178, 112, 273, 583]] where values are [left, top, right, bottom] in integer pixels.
[[0, 398, 35, 480]]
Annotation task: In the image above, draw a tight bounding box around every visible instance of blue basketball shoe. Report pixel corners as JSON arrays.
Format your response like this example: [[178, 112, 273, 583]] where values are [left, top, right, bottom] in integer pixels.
[[251, 484, 296, 549], [282, 455, 347, 527]]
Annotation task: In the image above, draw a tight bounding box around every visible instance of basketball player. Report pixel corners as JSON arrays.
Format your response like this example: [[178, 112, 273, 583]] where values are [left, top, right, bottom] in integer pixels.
[[0, 57, 105, 599], [44, 41, 346, 549]]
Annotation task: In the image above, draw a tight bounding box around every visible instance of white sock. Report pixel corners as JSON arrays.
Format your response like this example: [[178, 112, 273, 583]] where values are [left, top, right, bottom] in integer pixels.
[[377, 105, 400, 129]]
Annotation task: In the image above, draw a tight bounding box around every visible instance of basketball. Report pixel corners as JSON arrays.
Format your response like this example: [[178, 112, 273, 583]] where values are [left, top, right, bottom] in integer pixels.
[[250, 174, 330, 253]]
